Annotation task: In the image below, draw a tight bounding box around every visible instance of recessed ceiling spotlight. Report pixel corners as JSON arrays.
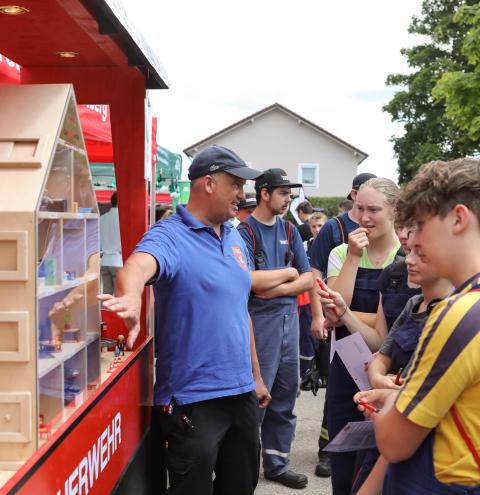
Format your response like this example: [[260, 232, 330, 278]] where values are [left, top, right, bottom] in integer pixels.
[[0, 5, 29, 15], [56, 51, 79, 58]]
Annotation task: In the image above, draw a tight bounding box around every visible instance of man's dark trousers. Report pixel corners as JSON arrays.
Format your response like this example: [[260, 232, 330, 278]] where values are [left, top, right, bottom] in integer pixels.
[[150, 391, 260, 495]]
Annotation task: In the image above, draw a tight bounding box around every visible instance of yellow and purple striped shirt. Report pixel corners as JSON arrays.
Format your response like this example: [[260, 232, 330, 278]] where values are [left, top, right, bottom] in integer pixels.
[[396, 273, 480, 485]]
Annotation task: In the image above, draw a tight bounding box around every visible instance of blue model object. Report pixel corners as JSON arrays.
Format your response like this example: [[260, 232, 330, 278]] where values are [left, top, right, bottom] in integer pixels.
[[64, 367, 80, 379], [64, 385, 81, 394], [38, 264, 46, 277], [39, 323, 50, 342]]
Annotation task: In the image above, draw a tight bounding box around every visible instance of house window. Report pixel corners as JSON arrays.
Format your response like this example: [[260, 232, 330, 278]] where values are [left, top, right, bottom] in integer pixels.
[[298, 163, 319, 188]]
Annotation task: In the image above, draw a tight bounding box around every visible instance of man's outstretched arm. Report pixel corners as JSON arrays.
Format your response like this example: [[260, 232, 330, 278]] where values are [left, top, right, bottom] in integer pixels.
[[97, 252, 158, 348]]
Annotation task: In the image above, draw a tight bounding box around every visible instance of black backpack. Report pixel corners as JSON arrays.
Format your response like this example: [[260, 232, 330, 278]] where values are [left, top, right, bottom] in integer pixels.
[[387, 249, 407, 289]]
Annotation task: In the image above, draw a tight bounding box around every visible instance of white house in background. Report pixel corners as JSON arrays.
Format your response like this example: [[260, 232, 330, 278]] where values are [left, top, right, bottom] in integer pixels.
[[183, 103, 368, 197]]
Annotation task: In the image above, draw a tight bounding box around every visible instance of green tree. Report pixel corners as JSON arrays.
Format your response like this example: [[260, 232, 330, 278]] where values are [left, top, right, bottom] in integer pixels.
[[384, 0, 480, 183], [433, 3, 480, 140]]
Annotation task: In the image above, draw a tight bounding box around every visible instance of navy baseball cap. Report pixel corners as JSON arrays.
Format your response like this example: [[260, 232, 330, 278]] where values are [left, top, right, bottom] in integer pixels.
[[188, 145, 262, 181], [347, 172, 376, 199], [255, 168, 302, 190], [238, 197, 257, 210]]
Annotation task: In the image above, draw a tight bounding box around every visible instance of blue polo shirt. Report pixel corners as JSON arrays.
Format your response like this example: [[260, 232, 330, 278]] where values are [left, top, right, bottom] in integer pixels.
[[134, 205, 255, 406]]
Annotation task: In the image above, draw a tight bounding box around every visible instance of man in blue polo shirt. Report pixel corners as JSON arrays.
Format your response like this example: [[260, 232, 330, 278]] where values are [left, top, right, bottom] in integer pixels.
[[98, 145, 270, 495]]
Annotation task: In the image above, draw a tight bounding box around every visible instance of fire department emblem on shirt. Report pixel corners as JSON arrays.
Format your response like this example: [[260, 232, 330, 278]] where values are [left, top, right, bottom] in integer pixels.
[[231, 246, 247, 271]]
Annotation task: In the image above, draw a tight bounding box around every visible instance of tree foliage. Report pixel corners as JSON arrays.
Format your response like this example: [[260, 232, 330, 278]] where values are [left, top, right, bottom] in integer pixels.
[[384, 0, 480, 183], [307, 196, 346, 218], [433, 4, 480, 140]]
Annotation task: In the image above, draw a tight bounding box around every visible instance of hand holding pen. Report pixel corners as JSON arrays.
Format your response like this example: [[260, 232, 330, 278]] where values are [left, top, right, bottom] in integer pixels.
[[316, 278, 348, 320], [356, 401, 380, 414], [353, 389, 398, 419]]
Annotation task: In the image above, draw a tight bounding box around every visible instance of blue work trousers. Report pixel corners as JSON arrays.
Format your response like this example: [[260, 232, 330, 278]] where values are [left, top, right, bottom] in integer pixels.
[[251, 305, 299, 477]]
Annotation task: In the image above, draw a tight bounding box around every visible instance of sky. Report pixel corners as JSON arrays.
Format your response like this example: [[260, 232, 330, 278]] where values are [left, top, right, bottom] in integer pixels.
[[124, 0, 425, 183]]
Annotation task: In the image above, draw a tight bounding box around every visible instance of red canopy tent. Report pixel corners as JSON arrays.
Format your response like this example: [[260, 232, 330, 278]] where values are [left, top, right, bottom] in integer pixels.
[[78, 104, 114, 162]]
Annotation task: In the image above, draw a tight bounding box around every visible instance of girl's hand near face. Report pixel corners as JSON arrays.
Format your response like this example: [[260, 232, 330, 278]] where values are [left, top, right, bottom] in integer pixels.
[[348, 228, 369, 257]]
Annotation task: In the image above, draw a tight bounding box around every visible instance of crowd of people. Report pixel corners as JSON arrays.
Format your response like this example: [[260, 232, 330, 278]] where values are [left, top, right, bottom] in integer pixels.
[[99, 144, 480, 495]]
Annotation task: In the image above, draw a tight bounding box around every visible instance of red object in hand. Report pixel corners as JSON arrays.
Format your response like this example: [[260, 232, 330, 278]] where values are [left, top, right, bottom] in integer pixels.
[[394, 368, 404, 385], [357, 401, 380, 414], [316, 278, 338, 316]]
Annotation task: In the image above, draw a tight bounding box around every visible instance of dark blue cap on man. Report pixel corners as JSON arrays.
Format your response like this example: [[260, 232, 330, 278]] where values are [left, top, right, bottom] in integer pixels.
[[238, 197, 257, 210], [347, 172, 377, 199], [188, 145, 263, 181], [255, 168, 302, 190]]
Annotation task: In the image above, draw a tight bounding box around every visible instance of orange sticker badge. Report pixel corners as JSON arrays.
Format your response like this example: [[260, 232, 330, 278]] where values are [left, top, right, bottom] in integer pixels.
[[231, 246, 247, 271]]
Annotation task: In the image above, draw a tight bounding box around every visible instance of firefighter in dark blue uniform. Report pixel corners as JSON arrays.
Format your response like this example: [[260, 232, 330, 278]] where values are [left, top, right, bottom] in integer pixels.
[[239, 168, 313, 490]]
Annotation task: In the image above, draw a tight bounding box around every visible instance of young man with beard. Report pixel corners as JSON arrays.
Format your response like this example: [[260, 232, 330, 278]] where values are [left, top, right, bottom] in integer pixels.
[[239, 168, 313, 489]]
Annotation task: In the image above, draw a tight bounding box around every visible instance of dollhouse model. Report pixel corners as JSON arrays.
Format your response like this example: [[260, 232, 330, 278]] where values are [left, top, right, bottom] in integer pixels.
[[0, 84, 100, 469]]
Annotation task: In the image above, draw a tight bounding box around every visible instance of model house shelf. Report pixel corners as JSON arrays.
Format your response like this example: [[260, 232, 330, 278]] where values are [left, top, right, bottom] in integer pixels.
[[38, 274, 99, 299], [0, 84, 101, 470]]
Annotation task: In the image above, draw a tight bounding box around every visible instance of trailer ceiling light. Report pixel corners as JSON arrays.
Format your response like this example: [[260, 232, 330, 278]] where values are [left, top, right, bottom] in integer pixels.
[[56, 51, 79, 58], [0, 5, 29, 15]]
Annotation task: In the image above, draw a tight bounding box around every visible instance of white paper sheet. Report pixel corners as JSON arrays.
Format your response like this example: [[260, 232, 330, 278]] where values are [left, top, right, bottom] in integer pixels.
[[330, 329, 336, 363], [323, 421, 376, 452], [335, 332, 373, 391]]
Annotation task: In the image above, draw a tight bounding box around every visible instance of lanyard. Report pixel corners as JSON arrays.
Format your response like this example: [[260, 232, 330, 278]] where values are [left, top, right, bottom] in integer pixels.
[[451, 405, 480, 471]]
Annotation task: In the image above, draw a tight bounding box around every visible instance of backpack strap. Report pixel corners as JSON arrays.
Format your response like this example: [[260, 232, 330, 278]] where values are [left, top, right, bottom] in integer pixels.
[[451, 405, 480, 471], [284, 220, 294, 266], [394, 247, 406, 263], [238, 221, 264, 270], [334, 215, 348, 244], [285, 220, 294, 245]]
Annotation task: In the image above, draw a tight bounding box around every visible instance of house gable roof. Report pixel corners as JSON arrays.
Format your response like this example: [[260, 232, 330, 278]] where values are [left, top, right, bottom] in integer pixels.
[[183, 102, 368, 161]]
